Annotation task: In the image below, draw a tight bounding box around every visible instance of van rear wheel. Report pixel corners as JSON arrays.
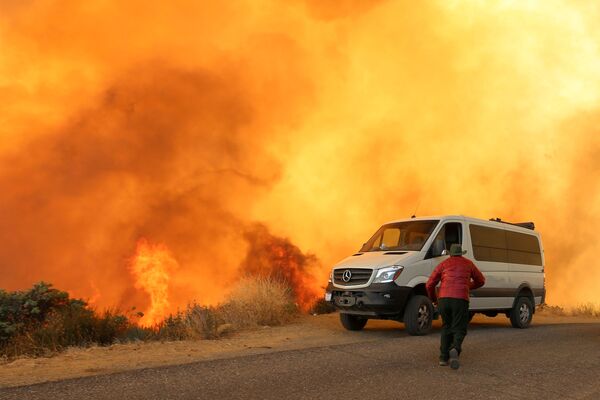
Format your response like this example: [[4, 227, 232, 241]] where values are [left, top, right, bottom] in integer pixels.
[[404, 295, 433, 336], [510, 297, 533, 328], [339, 313, 368, 331]]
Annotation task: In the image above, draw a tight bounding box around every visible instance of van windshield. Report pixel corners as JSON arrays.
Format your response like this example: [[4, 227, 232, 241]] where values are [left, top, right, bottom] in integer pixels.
[[360, 220, 439, 252]]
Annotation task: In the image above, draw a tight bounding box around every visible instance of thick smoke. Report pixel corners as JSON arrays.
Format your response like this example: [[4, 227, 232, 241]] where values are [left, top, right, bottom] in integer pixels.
[[1, 0, 599, 314], [0, 62, 313, 313]]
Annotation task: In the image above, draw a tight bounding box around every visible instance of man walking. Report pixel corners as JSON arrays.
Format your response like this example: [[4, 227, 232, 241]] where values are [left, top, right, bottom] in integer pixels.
[[426, 243, 485, 369]]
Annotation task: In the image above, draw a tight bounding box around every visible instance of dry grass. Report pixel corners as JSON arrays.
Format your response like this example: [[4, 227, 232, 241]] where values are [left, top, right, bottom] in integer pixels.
[[538, 304, 567, 316], [219, 277, 297, 329], [151, 277, 298, 341], [570, 303, 600, 318], [539, 303, 600, 318]]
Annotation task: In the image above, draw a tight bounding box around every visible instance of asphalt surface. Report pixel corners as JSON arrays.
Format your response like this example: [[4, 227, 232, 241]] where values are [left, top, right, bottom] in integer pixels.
[[1, 321, 599, 400]]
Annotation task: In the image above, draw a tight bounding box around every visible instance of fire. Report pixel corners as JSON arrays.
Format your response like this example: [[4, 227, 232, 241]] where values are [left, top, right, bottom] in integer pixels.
[[129, 239, 179, 326], [0, 0, 599, 314], [240, 224, 322, 311]]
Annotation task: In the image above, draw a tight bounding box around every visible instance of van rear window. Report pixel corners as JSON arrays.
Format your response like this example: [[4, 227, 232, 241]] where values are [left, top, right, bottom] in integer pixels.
[[469, 224, 542, 265], [506, 231, 542, 265], [469, 225, 508, 263]]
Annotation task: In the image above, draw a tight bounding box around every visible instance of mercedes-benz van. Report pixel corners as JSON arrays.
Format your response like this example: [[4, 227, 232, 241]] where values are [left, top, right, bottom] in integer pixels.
[[324, 215, 545, 335]]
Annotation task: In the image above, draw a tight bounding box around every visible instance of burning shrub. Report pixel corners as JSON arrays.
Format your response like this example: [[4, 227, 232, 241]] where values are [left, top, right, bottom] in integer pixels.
[[240, 224, 322, 312]]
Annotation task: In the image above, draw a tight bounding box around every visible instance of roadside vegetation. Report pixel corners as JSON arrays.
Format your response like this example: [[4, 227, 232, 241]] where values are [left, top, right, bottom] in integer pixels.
[[538, 303, 600, 318], [6, 281, 595, 361], [571, 303, 600, 317], [0, 282, 133, 359], [154, 277, 298, 341], [1, 277, 304, 360]]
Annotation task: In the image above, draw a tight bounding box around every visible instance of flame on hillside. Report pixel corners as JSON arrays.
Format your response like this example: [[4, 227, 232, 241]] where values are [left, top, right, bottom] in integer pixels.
[[129, 239, 179, 325], [0, 0, 599, 315]]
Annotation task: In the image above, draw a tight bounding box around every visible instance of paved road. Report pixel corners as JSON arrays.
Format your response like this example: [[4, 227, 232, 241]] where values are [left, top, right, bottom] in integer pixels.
[[2, 321, 599, 400]]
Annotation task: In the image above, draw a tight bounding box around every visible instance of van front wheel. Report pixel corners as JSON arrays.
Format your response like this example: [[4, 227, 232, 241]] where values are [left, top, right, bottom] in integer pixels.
[[404, 295, 433, 336], [339, 313, 368, 331], [509, 297, 533, 329]]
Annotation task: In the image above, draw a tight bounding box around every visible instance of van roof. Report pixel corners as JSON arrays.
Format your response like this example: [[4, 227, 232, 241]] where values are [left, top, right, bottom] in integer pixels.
[[385, 215, 539, 236]]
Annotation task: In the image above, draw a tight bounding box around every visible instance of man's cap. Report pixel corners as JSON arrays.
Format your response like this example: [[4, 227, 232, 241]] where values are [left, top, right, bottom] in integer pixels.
[[449, 243, 467, 256]]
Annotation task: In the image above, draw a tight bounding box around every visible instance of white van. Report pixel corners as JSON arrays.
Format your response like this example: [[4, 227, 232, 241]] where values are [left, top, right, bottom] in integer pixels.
[[325, 215, 545, 335]]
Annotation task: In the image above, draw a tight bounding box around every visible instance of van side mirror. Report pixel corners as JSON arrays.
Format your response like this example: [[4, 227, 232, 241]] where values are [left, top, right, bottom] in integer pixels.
[[441, 249, 449, 256]]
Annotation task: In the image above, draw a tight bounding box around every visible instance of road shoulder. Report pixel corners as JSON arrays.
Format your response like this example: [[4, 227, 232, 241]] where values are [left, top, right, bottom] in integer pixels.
[[1, 311, 596, 388]]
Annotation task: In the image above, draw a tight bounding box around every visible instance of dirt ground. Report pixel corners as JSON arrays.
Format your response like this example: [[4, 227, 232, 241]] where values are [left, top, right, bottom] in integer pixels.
[[1, 310, 597, 388]]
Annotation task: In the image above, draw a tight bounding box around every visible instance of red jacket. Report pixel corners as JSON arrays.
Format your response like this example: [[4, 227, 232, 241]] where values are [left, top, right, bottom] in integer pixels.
[[426, 256, 485, 302]]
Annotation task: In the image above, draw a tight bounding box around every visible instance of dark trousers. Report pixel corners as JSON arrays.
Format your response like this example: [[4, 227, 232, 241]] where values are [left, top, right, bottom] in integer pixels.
[[438, 297, 469, 361]]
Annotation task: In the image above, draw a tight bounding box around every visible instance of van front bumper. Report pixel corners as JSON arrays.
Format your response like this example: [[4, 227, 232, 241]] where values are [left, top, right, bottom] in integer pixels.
[[325, 282, 412, 318]]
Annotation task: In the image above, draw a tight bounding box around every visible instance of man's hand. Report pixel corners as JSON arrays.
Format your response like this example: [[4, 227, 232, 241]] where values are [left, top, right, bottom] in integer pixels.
[[432, 303, 440, 320]]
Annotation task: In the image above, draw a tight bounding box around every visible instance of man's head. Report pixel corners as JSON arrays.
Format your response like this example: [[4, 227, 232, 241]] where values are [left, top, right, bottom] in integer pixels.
[[449, 243, 467, 256]]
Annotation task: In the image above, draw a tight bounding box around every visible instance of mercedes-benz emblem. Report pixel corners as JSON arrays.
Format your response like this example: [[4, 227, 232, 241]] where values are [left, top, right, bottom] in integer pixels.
[[342, 269, 352, 283]]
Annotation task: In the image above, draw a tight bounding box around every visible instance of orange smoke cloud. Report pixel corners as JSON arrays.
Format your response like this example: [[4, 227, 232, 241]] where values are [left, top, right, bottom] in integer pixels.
[[0, 0, 599, 315], [129, 239, 179, 325]]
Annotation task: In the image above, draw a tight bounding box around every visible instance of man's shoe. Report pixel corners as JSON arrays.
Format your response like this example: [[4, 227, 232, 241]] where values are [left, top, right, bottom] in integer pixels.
[[439, 360, 449, 366], [449, 348, 460, 370]]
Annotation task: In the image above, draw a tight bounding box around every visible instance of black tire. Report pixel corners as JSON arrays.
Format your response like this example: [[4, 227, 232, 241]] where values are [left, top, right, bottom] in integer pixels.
[[509, 297, 533, 328], [339, 313, 368, 331], [404, 295, 433, 336]]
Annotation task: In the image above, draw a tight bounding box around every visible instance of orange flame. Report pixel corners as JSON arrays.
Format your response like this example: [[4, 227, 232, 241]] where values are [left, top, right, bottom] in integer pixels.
[[1, 0, 600, 313], [129, 239, 179, 325]]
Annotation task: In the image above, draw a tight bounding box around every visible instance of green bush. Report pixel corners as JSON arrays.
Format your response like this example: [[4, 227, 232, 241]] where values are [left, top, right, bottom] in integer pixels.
[[0, 282, 132, 358], [0, 282, 69, 342]]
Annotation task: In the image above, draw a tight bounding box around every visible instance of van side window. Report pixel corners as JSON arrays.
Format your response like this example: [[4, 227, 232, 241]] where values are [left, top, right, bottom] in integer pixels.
[[469, 224, 508, 262], [427, 222, 462, 258], [506, 231, 542, 265]]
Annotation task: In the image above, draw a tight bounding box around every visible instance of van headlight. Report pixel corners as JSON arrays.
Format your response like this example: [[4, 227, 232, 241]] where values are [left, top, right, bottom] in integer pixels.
[[328, 270, 333, 283], [373, 266, 404, 283]]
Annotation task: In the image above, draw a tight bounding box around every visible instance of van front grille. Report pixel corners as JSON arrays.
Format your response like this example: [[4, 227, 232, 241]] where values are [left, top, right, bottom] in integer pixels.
[[333, 268, 373, 285]]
